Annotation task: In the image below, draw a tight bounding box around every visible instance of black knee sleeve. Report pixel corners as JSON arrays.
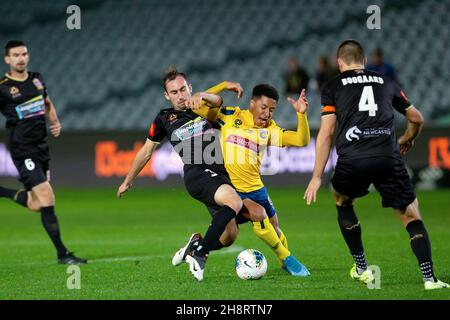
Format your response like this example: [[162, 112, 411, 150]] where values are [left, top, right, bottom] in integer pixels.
[[406, 219, 432, 264], [337, 205, 364, 255], [337, 205, 359, 229]]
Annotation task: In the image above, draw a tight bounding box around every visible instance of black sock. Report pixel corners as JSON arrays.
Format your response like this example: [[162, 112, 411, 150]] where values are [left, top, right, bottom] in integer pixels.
[[337, 205, 368, 272], [406, 220, 435, 282], [196, 205, 236, 255], [209, 238, 226, 251], [40, 206, 68, 258], [0, 187, 28, 208]]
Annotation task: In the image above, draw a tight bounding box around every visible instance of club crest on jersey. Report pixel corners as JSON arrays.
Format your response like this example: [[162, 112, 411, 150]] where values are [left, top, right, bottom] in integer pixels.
[[233, 119, 242, 128], [259, 130, 268, 139], [32, 78, 44, 91], [10, 86, 21, 98], [168, 113, 177, 123]]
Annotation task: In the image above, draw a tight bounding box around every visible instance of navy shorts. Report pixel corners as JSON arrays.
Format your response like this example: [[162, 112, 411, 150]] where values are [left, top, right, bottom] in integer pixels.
[[237, 186, 276, 218]]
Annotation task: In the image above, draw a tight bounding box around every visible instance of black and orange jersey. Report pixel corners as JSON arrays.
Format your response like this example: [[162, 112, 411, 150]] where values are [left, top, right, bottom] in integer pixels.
[[0, 72, 49, 158], [147, 107, 225, 172], [321, 69, 411, 160]]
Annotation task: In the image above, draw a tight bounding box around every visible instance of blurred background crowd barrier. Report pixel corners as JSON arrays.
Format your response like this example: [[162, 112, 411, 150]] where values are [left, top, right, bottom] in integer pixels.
[[1, 0, 449, 188]]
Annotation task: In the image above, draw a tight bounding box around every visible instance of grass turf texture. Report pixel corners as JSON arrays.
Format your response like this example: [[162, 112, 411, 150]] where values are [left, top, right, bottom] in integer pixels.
[[0, 187, 449, 300]]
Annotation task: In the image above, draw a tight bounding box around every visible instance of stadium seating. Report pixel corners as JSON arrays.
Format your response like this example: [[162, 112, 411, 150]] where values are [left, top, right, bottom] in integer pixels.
[[0, 0, 448, 130]]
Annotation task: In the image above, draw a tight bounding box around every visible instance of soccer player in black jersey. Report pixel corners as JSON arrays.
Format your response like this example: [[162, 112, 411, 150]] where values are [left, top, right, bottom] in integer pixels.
[[117, 68, 266, 281], [0, 41, 86, 264], [304, 39, 448, 290]]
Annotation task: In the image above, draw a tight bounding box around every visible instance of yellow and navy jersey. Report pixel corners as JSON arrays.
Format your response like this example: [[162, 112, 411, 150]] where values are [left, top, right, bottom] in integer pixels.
[[194, 81, 310, 192], [214, 106, 284, 192], [0, 72, 49, 157]]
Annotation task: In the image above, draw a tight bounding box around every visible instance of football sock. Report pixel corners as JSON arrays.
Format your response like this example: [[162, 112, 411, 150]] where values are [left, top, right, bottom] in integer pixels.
[[278, 229, 289, 250], [0, 187, 28, 208], [252, 217, 290, 261], [277, 229, 289, 266], [196, 205, 236, 255], [406, 220, 436, 282], [337, 205, 368, 273], [40, 206, 68, 258]]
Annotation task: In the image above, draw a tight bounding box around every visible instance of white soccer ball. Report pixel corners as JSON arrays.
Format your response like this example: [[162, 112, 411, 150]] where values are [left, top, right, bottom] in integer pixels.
[[234, 249, 268, 280]]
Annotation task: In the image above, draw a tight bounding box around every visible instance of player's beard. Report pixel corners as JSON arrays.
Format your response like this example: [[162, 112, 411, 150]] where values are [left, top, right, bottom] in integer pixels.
[[13, 64, 27, 73]]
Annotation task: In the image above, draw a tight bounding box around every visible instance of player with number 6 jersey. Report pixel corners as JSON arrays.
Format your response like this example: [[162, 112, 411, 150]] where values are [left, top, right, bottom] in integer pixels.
[[0, 40, 86, 264]]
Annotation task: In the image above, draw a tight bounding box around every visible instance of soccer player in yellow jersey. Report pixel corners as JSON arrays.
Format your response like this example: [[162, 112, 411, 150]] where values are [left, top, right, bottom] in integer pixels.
[[188, 81, 311, 276]]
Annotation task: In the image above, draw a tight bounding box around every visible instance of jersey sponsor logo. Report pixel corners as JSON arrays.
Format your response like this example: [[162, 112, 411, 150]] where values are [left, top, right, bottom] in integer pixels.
[[15, 95, 46, 120], [345, 126, 362, 141], [361, 128, 391, 138], [173, 117, 212, 141], [226, 134, 260, 153], [346, 125, 392, 141], [10, 86, 21, 98], [341, 75, 384, 86], [32, 78, 44, 91]]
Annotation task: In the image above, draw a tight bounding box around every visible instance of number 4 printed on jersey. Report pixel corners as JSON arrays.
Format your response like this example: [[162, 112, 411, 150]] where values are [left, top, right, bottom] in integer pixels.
[[359, 86, 378, 116]]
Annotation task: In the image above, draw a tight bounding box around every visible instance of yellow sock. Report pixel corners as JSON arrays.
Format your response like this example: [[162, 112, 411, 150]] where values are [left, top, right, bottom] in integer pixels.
[[277, 229, 289, 267], [252, 217, 290, 261], [279, 229, 289, 250]]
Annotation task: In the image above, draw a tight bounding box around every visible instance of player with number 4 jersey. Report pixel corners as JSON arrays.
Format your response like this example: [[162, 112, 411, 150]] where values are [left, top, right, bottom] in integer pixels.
[[304, 39, 448, 290]]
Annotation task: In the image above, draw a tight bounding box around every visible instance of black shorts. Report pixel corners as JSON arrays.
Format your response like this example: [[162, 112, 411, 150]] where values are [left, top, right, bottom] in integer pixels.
[[12, 155, 50, 191], [332, 156, 416, 210], [183, 165, 233, 208]]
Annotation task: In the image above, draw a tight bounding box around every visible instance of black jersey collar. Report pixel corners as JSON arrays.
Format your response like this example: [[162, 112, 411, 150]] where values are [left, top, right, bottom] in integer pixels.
[[5, 72, 29, 82]]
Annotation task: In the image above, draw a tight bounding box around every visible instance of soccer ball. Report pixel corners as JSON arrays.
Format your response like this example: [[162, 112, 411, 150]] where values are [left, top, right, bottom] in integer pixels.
[[234, 249, 268, 280]]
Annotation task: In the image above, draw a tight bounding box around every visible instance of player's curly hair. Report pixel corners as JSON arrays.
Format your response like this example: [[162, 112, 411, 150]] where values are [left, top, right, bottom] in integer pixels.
[[162, 67, 187, 91], [252, 84, 279, 102]]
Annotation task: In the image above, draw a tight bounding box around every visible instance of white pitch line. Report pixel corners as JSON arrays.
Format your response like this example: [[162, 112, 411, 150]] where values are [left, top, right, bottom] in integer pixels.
[[0, 245, 245, 267], [90, 245, 245, 263]]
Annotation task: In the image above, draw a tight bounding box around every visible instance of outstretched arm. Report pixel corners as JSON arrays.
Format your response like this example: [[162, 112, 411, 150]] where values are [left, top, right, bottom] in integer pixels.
[[282, 89, 310, 147], [206, 81, 244, 99], [117, 139, 158, 198], [190, 81, 244, 121], [304, 114, 336, 205]]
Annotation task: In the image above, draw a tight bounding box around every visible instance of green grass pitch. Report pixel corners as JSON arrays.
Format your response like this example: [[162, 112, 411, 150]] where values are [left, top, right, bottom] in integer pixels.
[[0, 187, 449, 300]]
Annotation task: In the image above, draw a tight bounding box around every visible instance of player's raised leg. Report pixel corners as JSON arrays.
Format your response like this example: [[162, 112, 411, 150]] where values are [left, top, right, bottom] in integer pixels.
[[185, 184, 241, 281], [0, 186, 30, 208], [333, 189, 374, 284], [396, 199, 449, 290]]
